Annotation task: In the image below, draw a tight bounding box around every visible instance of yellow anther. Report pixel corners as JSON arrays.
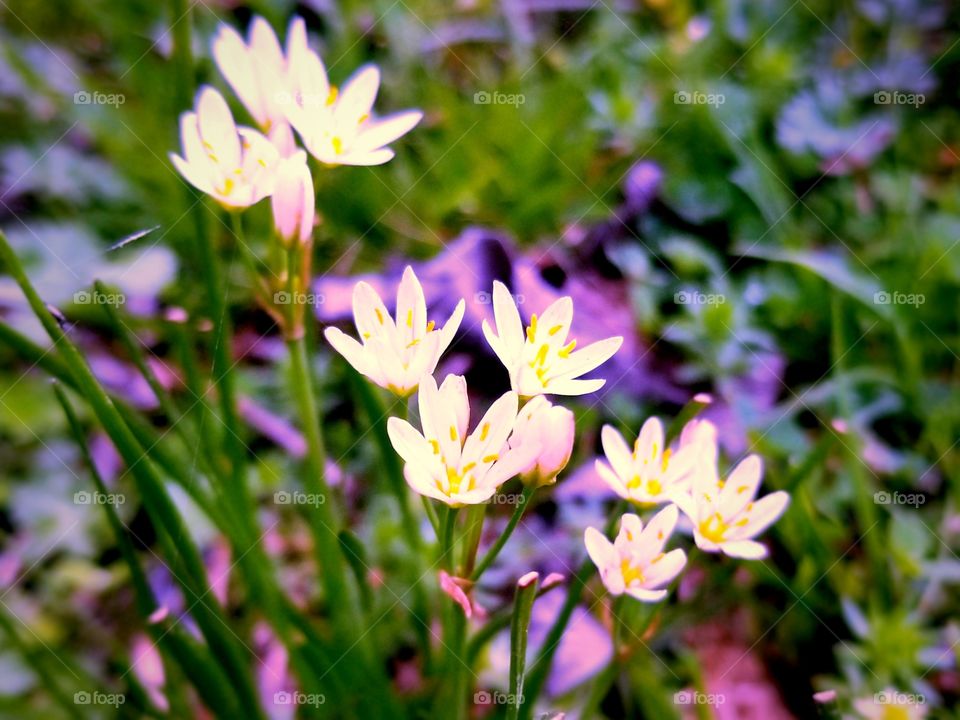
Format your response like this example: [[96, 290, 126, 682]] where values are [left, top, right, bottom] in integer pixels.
[[449, 426, 458, 441], [332, 136, 344, 155], [426, 320, 436, 332], [534, 343, 549, 367], [548, 324, 563, 336], [558, 340, 576, 358], [479, 422, 490, 441], [526, 314, 538, 342], [375, 308, 385, 324], [698, 513, 729, 544], [482, 453, 499, 464], [620, 560, 645, 586], [326, 86, 339, 106], [406, 309, 413, 328]]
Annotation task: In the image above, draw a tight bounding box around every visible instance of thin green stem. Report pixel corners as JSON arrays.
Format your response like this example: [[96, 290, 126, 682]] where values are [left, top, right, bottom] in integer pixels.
[[471, 485, 536, 581]]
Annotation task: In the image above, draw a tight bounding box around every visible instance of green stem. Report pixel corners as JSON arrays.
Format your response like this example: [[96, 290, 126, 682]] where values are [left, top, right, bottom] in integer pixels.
[[0, 231, 264, 718], [507, 574, 540, 720], [471, 485, 536, 581]]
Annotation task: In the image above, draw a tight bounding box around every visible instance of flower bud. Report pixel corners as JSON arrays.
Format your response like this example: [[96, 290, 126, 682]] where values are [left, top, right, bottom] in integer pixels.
[[271, 151, 314, 246], [511, 396, 575, 486]]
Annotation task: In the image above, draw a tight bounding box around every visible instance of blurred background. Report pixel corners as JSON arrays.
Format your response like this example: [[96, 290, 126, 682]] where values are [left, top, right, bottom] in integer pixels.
[[0, 0, 959, 718]]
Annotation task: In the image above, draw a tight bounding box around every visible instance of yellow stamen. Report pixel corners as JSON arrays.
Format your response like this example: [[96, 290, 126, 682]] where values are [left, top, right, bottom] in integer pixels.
[[558, 340, 576, 359], [533, 343, 549, 367], [661, 448, 672, 472], [449, 426, 458, 441], [620, 559, 645, 586], [698, 513, 729, 544], [479, 422, 490, 442], [548, 324, 563, 336], [406, 309, 413, 328], [429, 439, 440, 454], [374, 308, 385, 325], [358, 113, 369, 124], [326, 86, 339, 106], [332, 136, 343, 155], [646, 479, 662, 496], [482, 453, 499, 464], [426, 320, 435, 332], [526, 313, 538, 342]]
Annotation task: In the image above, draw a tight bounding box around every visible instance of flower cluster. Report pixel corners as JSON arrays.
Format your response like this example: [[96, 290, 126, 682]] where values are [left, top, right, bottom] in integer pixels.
[[171, 14, 421, 229], [328, 265, 790, 604]]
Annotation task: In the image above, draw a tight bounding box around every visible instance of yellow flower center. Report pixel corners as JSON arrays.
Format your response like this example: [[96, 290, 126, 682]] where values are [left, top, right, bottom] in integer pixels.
[[698, 513, 729, 544], [620, 559, 645, 586]]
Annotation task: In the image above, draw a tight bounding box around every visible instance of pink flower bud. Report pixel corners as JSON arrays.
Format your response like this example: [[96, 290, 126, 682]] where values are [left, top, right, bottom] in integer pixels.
[[271, 152, 314, 245]]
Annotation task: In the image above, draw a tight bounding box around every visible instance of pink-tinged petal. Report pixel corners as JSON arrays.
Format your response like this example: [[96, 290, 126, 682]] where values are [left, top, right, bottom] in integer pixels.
[[334, 64, 380, 124], [625, 587, 668, 602], [197, 87, 241, 170], [271, 153, 313, 244], [728, 491, 790, 541], [399, 333, 440, 393], [268, 121, 297, 157], [718, 454, 763, 518], [170, 153, 213, 196], [484, 442, 541, 489], [403, 465, 450, 504], [635, 416, 664, 465], [423, 374, 463, 463], [437, 374, 470, 441], [721, 540, 768, 559], [439, 571, 473, 618], [386, 417, 432, 466], [642, 548, 686, 588], [352, 280, 392, 339], [670, 491, 698, 523], [595, 460, 630, 499], [396, 266, 427, 344], [454, 483, 500, 506], [324, 327, 379, 382], [178, 111, 205, 165], [541, 378, 605, 396], [334, 148, 396, 166], [212, 26, 264, 126], [600, 425, 633, 484], [692, 530, 722, 553], [617, 513, 645, 543], [584, 527, 617, 574], [461, 390, 519, 465], [436, 299, 465, 357], [353, 110, 423, 154], [491, 281, 524, 356], [536, 296, 573, 343], [640, 504, 679, 554], [554, 336, 623, 380]]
